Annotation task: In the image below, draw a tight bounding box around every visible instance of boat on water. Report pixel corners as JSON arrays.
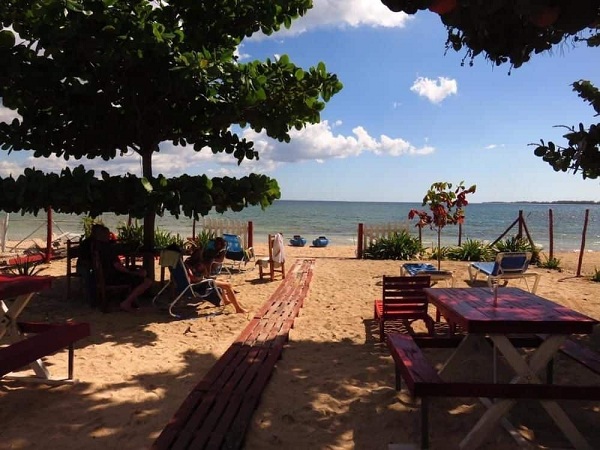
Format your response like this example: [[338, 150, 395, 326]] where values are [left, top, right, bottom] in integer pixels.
[[312, 236, 329, 247], [289, 235, 307, 247]]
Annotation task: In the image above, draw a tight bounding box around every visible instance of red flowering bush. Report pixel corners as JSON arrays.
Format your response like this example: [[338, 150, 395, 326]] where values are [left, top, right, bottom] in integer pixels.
[[409, 181, 476, 269]]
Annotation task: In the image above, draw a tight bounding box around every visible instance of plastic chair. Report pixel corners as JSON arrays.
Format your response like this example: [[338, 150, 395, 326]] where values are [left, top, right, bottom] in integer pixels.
[[468, 251, 540, 293], [153, 249, 224, 317]]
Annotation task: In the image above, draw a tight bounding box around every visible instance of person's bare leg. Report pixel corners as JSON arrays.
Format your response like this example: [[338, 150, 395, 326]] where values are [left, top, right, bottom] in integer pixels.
[[216, 281, 245, 313], [120, 277, 153, 312]]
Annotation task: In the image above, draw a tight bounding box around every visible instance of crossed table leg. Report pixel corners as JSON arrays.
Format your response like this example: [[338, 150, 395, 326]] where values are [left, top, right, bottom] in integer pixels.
[[1, 293, 52, 380], [439, 334, 592, 450]]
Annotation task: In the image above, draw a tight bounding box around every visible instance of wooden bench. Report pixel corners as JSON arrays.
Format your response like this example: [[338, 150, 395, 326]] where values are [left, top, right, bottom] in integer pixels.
[[537, 334, 600, 382], [1, 321, 91, 383], [152, 259, 314, 450], [387, 332, 600, 449]]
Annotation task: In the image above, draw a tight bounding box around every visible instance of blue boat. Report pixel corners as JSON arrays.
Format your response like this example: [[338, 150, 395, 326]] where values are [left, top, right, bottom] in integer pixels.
[[289, 235, 307, 247], [312, 236, 329, 247]]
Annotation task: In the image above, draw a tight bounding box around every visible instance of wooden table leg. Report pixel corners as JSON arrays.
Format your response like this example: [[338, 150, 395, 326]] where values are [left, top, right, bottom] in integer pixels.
[[460, 334, 592, 450]]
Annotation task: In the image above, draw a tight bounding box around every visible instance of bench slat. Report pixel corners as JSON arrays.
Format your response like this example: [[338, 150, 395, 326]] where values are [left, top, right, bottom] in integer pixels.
[[153, 259, 314, 450], [387, 333, 443, 396], [0, 322, 90, 377]]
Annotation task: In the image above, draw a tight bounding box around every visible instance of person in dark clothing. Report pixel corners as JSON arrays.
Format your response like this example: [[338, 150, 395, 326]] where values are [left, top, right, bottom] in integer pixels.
[[94, 225, 153, 312]]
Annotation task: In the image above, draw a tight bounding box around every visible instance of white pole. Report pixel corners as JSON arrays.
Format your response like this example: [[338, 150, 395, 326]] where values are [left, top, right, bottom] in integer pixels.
[[0, 213, 8, 253]]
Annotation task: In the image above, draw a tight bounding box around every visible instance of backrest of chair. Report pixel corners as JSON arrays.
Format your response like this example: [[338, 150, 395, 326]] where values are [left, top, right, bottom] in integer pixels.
[[223, 233, 243, 253], [494, 252, 532, 275], [382, 275, 430, 316], [268, 234, 275, 260], [169, 257, 192, 295], [159, 249, 181, 269]]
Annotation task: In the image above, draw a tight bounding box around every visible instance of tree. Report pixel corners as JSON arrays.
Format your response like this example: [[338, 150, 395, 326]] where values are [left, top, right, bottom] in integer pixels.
[[0, 0, 343, 276], [380, 0, 600, 180], [409, 181, 476, 269]]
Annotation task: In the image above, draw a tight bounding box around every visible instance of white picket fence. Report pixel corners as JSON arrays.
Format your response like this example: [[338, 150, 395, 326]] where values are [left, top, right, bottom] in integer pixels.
[[361, 221, 410, 250], [198, 217, 249, 247]]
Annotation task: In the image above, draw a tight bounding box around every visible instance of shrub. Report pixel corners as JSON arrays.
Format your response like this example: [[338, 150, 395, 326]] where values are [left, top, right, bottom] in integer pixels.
[[154, 229, 185, 249], [363, 231, 424, 260], [537, 254, 562, 271], [493, 236, 540, 264], [8, 255, 46, 276], [116, 221, 144, 247], [429, 245, 451, 261], [81, 216, 104, 238], [447, 239, 494, 261], [591, 267, 600, 283]]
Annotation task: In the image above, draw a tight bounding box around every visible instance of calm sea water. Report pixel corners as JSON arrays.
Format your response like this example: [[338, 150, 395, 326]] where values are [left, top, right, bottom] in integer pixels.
[[3, 201, 600, 252]]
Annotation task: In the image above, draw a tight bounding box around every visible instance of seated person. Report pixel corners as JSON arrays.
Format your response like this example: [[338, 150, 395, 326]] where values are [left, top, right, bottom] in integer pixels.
[[94, 225, 153, 312], [183, 258, 245, 314], [76, 223, 107, 304], [185, 237, 227, 278]]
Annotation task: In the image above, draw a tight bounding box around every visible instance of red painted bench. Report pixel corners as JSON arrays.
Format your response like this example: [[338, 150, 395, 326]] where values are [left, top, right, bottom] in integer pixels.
[[0, 321, 91, 382], [153, 259, 314, 450], [387, 332, 600, 449]]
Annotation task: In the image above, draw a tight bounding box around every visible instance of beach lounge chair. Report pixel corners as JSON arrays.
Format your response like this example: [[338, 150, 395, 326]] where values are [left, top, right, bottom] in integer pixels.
[[468, 251, 540, 293], [153, 249, 224, 317], [374, 275, 434, 341], [222, 233, 255, 272], [256, 233, 285, 281], [401, 263, 455, 287]]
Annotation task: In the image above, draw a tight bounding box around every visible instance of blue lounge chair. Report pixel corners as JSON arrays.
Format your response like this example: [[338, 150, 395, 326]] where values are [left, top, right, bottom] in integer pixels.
[[401, 263, 455, 287], [468, 251, 541, 293], [222, 233, 254, 272]]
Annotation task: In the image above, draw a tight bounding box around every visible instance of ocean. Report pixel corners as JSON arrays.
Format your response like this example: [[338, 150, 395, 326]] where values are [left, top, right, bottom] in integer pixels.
[[3, 201, 600, 252]]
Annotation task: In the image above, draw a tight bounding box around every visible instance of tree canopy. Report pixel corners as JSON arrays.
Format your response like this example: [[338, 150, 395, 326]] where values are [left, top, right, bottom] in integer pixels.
[[0, 0, 342, 222], [381, 0, 600, 180]]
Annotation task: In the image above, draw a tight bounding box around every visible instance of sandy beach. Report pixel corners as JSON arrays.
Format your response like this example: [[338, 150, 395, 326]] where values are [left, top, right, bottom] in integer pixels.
[[1, 244, 599, 449]]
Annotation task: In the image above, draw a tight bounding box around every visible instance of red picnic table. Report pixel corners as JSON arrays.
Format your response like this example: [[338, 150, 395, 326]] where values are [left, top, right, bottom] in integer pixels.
[[424, 287, 598, 450], [0, 274, 90, 384]]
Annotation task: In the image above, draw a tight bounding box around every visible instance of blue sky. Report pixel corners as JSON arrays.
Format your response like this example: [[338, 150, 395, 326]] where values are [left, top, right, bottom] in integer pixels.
[[1, 1, 599, 203]]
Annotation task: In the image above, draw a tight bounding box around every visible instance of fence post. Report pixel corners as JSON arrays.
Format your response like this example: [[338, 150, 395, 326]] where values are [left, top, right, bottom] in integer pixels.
[[357, 223, 364, 259], [548, 209, 554, 261], [248, 221, 253, 248], [576, 209, 589, 277], [518, 210, 523, 239], [45, 207, 53, 262]]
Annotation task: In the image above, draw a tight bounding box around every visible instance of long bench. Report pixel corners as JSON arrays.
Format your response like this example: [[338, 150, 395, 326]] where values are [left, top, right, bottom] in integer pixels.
[[386, 332, 600, 449], [153, 259, 315, 450], [0, 321, 91, 382]]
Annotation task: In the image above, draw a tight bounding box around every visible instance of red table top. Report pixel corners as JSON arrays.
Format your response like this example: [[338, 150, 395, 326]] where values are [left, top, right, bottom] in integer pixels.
[[0, 274, 53, 299], [425, 287, 598, 335]]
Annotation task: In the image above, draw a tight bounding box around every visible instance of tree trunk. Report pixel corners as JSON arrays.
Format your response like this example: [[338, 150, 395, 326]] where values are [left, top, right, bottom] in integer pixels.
[[141, 148, 156, 280]]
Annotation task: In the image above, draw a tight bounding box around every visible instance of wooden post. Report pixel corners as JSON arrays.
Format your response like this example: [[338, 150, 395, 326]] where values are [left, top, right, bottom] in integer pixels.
[[458, 222, 462, 246], [45, 207, 53, 262], [517, 210, 523, 239], [576, 209, 589, 277], [248, 221, 254, 248], [192, 218, 196, 239], [548, 209, 554, 261], [357, 223, 364, 259]]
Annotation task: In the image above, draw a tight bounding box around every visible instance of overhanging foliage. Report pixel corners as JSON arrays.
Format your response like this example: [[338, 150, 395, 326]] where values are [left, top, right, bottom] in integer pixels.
[[381, 0, 600, 182]]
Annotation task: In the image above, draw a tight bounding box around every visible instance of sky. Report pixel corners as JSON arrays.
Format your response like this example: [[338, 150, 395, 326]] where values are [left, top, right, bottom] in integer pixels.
[[1, 1, 599, 203]]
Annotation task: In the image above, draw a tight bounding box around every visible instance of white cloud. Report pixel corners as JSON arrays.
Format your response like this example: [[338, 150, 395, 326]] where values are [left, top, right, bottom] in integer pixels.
[[242, 120, 434, 164], [2, 120, 433, 178], [484, 144, 504, 150], [0, 160, 24, 178], [252, 0, 412, 40], [0, 104, 21, 124], [410, 76, 458, 104]]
